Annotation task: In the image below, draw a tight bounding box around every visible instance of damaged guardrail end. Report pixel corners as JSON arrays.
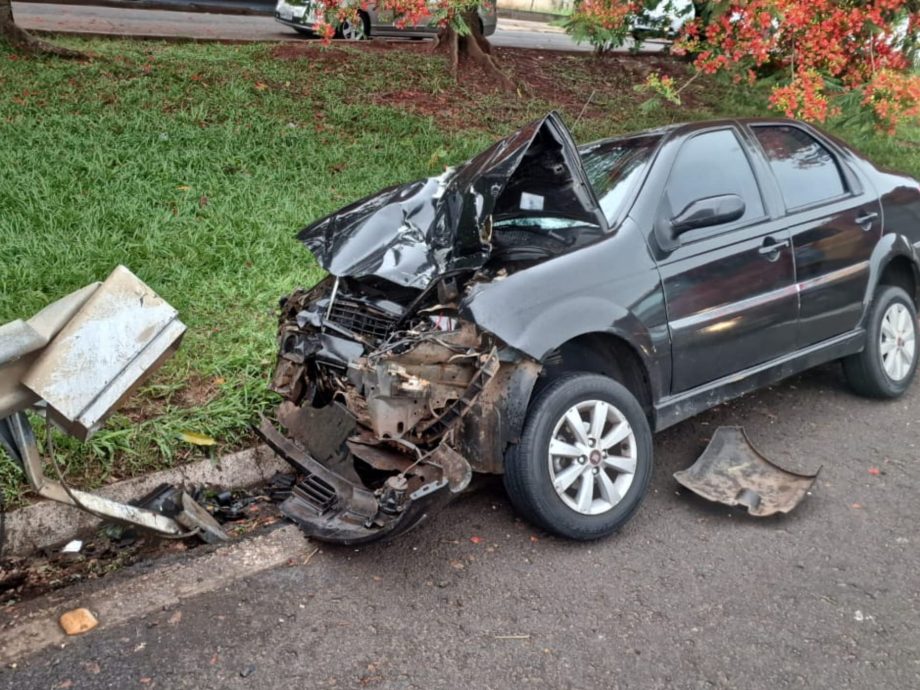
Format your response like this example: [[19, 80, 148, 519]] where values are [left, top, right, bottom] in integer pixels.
[[673, 426, 820, 516], [0, 266, 227, 544]]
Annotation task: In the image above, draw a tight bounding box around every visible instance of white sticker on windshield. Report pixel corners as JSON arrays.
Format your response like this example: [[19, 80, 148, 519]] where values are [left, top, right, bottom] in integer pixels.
[[520, 192, 544, 211]]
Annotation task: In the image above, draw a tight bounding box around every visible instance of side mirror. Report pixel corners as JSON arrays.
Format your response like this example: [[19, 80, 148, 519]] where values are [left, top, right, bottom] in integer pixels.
[[670, 194, 745, 236]]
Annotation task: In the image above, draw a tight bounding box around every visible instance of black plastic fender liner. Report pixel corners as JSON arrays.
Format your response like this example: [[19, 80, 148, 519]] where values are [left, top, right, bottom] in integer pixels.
[[282, 486, 455, 546]]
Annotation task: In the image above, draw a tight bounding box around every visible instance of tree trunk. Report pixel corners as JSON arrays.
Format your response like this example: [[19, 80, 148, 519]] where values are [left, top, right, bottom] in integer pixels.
[[433, 10, 516, 94], [0, 0, 84, 57]]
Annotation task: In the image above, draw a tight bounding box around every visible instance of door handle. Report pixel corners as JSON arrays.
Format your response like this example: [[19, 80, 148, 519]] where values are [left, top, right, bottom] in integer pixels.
[[856, 211, 879, 230], [758, 237, 790, 260]]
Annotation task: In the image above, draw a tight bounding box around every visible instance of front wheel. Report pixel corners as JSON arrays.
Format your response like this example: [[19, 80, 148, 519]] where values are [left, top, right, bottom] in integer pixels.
[[844, 285, 918, 398], [503, 373, 653, 540]]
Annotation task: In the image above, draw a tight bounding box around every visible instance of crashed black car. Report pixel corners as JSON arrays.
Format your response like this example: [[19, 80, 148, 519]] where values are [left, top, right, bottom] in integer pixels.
[[257, 113, 920, 544]]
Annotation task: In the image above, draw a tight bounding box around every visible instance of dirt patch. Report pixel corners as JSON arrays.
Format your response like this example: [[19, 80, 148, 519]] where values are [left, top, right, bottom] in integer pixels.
[[120, 373, 221, 425], [269, 40, 698, 132], [173, 373, 222, 409]]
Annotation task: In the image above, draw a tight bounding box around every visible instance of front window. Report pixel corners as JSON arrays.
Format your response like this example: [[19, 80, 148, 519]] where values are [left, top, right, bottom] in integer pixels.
[[580, 135, 659, 223], [665, 129, 765, 228]]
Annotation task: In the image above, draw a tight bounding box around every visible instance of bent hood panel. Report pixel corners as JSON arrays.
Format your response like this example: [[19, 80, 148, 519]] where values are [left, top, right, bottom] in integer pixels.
[[297, 112, 604, 289]]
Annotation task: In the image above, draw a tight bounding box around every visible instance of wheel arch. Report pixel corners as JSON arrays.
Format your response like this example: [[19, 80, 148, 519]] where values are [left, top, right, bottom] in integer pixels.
[[539, 331, 654, 421], [866, 234, 920, 314]]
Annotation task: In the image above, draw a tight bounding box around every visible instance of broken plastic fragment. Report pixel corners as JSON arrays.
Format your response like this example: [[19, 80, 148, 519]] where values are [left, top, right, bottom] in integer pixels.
[[61, 539, 83, 554], [673, 427, 819, 517]]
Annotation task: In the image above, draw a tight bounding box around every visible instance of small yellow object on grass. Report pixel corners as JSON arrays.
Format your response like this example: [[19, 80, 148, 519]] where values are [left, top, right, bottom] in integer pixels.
[[177, 431, 217, 446]]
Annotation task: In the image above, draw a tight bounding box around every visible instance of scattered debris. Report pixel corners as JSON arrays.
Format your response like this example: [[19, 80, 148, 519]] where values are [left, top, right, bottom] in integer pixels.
[[0, 478, 291, 606], [59, 607, 98, 635], [674, 427, 819, 516], [60, 540, 83, 555]]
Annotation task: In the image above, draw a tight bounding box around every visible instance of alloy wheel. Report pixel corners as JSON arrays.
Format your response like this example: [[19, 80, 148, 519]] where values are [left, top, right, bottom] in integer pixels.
[[880, 302, 916, 381], [340, 18, 364, 40], [547, 400, 637, 516]]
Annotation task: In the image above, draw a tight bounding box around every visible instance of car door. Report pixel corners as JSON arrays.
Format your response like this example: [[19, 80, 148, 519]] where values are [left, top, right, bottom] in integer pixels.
[[748, 124, 882, 347], [655, 127, 798, 393]]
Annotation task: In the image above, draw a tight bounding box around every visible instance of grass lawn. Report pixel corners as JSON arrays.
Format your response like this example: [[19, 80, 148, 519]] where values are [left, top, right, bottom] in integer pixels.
[[1, 37, 918, 504]]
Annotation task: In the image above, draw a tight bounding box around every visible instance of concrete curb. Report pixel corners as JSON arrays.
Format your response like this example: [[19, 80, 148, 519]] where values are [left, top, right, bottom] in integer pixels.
[[3, 445, 288, 558]]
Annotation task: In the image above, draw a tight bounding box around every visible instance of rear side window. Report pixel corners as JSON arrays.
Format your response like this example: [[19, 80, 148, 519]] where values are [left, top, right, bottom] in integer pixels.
[[752, 125, 847, 210], [665, 129, 764, 226]]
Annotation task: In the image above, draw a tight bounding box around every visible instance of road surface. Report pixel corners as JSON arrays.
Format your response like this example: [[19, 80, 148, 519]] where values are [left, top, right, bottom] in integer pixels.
[[3, 360, 919, 688]]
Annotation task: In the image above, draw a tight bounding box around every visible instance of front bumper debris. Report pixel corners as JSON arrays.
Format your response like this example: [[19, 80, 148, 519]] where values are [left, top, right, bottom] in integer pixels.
[[674, 426, 819, 516], [255, 416, 459, 545]]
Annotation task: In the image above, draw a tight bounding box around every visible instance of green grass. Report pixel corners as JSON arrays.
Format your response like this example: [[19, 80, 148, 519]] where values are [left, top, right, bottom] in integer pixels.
[[0, 37, 917, 504]]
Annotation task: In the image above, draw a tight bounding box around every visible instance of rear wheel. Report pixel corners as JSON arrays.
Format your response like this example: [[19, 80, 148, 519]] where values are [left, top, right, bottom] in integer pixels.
[[503, 373, 653, 540], [844, 285, 918, 398]]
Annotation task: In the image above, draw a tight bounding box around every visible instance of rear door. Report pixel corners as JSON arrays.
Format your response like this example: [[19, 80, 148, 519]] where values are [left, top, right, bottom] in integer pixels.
[[748, 124, 882, 346], [656, 127, 798, 393]]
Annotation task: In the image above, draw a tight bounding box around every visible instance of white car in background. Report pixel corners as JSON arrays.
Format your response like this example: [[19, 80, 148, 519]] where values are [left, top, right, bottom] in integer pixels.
[[632, 0, 694, 37]]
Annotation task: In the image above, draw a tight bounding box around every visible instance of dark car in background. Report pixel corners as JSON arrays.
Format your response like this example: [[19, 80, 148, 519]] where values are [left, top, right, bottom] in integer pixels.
[[258, 113, 920, 545]]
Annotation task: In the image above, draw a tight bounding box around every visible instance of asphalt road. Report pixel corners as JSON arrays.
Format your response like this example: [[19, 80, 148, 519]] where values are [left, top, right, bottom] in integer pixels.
[[3, 359, 918, 688], [13, 3, 601, 50]]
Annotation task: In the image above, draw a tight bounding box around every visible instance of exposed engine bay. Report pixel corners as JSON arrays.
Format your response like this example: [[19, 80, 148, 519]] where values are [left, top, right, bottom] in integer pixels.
[[259, 273, 542, 544]]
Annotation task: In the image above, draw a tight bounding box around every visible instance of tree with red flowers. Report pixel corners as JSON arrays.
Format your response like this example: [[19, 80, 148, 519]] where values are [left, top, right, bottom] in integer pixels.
[[303, 0, 513, 90], [662, 0, 920, 131]]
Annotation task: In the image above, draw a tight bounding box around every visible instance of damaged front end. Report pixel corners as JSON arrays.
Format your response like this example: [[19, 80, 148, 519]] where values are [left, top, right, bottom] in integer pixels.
[[258, 279, 540, 543], [259, 112, 608, 543], [259, 276, 540, 544]]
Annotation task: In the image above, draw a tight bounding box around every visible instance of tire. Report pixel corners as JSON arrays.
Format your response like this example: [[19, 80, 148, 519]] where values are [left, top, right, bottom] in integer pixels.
[[503, 373, 653, 541], [844, 285, 918, 398], [336, 12, 369, 40]]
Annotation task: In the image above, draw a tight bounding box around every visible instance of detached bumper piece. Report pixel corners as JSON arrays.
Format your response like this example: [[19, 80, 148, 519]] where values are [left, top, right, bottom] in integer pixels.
[[674, 426, 819, 516], [255, 418, 456, 545]]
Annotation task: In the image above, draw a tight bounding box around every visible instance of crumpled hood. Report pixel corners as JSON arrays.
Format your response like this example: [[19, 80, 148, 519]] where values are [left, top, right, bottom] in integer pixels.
[[297, 112, 604, 290]]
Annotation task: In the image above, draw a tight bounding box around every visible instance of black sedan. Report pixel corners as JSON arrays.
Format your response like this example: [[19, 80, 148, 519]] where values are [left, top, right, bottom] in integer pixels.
[[259, 113, 920, 543]]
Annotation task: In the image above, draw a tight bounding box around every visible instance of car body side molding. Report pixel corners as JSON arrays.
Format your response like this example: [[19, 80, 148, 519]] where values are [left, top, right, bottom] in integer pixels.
[[654, 328, 864, 431]]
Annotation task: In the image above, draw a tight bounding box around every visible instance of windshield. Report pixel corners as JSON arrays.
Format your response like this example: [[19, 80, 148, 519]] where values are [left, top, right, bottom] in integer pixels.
[[579, 135, 660, 223]]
